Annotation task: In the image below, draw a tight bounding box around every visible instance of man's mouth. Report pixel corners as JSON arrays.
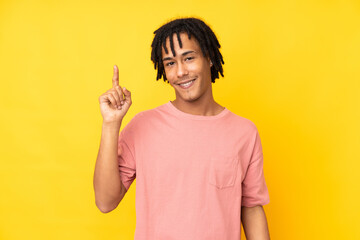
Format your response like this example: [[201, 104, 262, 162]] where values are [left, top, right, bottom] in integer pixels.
[[177, 79, 196, 89]]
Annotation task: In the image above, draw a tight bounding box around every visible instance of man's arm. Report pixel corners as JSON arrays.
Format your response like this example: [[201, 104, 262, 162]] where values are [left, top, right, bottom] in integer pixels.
[[93, 122, 127, 213], [93, 65, 132, 213], [241, 205, 270, 240]]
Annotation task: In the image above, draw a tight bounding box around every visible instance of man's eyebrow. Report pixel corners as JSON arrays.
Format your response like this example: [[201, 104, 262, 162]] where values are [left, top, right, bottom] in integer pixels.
[[181, 50, 195, 56], [162, 51, 196, 61]]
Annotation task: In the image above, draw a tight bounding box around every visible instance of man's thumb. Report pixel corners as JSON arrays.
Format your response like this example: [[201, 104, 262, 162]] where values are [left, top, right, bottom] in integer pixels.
[[123, 87, 130, 95]]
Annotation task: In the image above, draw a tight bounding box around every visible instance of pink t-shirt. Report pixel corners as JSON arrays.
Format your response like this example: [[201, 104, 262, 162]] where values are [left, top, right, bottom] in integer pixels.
[[118, 101, 269, 240]]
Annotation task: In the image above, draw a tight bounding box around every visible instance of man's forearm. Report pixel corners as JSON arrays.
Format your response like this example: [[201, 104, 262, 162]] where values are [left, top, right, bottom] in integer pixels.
[[241, 205, 270, 240], [93, 122, 126, 213]]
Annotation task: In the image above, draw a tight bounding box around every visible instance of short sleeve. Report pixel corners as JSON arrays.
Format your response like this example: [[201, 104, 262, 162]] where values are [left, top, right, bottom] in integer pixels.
[[241, 129, 270, 207], [117, 121, 137, 191]]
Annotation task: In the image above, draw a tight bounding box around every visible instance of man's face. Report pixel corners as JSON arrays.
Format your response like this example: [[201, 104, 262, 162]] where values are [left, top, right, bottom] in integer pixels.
[[161, 33, 213, 104]]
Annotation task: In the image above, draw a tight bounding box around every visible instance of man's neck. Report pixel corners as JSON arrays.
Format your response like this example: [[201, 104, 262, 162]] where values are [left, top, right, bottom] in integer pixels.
[[170, 97, 224, 116]]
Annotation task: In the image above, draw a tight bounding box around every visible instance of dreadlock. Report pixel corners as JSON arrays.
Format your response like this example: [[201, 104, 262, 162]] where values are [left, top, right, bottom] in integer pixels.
[[151, 17, 224, 83]]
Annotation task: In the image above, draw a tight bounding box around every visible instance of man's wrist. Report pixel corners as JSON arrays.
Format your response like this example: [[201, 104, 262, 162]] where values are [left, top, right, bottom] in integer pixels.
[[102, 120, 122, 132]]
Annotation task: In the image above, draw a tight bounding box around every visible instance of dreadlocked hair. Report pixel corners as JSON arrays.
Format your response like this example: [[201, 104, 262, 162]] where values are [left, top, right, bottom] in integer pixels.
[[151, 17, 224, 83]]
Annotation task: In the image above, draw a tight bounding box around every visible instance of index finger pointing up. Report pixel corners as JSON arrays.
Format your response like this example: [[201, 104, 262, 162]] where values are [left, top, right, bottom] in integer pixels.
[[112, 65, 119, 87]]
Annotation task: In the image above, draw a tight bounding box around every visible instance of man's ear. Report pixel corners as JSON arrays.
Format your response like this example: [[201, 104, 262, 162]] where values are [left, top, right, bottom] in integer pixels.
[[207, 56, 213, 67]]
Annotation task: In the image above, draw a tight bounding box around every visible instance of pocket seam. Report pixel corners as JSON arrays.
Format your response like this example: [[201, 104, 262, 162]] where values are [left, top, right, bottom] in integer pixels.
[[208, 156, 239, 189]]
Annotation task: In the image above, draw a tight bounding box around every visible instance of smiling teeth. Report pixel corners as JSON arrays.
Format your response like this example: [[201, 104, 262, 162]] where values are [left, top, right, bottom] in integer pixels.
[[180, 80, 194, 87]]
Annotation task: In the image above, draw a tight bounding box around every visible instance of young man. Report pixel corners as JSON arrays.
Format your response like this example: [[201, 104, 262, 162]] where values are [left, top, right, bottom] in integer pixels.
[[94, 18, 270, 240]]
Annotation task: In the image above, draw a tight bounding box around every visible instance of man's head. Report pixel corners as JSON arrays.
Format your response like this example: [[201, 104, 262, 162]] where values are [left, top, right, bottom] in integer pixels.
[[151, 17, 224, 83]]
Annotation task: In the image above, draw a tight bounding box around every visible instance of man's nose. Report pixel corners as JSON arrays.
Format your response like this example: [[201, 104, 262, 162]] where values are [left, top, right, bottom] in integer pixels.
[[176, 62, 189, 78]]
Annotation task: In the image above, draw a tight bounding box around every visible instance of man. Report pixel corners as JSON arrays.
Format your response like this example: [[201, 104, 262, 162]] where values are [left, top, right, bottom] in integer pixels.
[[94, 18, 270, 240]]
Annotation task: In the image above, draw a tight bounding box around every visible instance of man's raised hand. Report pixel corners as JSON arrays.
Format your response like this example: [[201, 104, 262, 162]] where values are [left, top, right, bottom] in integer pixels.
[[99, 65, 132, 124]]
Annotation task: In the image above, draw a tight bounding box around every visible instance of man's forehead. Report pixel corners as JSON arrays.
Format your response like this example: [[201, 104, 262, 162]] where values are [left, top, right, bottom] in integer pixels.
[[161, 32, 199, 57]]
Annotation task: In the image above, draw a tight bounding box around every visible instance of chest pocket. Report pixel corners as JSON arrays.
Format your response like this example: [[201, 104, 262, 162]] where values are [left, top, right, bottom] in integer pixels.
[[208, 156, 239, 189]]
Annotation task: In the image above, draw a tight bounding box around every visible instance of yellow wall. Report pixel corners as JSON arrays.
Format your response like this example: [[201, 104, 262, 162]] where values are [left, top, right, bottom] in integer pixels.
[[1, 0, 359, 239]]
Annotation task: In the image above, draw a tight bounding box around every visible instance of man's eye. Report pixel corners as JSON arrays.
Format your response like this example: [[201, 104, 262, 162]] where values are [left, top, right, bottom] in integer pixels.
[[185, 57, 194, 61], [166, 62, 175, 66]]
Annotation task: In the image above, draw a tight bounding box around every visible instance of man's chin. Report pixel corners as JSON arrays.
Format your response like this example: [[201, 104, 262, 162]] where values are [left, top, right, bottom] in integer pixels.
[[175, 91, 202, 103], [181, 95, 201, 103]]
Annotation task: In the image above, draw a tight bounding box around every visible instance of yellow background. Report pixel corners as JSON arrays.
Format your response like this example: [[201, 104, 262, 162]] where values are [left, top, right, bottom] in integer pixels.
[[1, 0, 359, 239]]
